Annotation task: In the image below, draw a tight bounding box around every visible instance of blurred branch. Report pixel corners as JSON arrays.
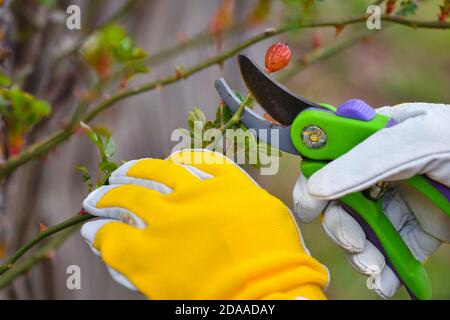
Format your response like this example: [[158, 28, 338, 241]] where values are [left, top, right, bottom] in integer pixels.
[[1, 14, 450, 183], [0, 128, 73, 181], [0, 227, 78, 289], [381, 15, 450, 28], [94, 0, 140, 29], [147, 24, 243, 66], [0, 214, 93, 276]]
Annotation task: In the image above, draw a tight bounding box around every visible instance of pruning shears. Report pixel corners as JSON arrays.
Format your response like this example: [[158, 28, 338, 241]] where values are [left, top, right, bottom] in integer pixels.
[[215, 54, 450, 300]]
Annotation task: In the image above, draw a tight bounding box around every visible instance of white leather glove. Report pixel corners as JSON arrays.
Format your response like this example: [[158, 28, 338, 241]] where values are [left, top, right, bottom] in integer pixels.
[[293, 103, 450, 299]]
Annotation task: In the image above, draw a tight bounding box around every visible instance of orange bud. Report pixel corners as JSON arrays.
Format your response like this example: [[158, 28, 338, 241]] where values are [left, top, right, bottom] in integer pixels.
[[7, 134, 25, 157], [438, 3, 450, 22], [120, 74, 129, 90], [265, 43, 291, 73], [0, 242, 6, 259], [247, 0, 271, 26], [44, 250, 56, 260], [74, 88, 98, 103], [209, 0, 235, 35], [96, 49, 112, 80], [39, 223, 48, 232], [385, 0, 397, 15], [175, 65, 185, 79]]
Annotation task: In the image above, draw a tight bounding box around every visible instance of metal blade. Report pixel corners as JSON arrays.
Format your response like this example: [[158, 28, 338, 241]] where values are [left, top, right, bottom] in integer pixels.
[[238, 54, 322, 125], [215, 78, 299, 155]]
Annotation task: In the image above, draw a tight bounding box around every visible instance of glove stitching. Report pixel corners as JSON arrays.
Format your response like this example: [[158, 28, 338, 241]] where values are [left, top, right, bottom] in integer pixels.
[[336, 205, 359, 252]]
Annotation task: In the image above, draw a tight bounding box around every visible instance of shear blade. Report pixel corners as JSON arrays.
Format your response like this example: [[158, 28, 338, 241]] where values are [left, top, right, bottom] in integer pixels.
[[238, 54, 322, 126], [215, 78, 299, 155]]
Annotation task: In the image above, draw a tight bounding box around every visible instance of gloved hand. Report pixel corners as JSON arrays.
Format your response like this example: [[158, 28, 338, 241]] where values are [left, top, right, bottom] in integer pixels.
[[294, 103, 450, 299], [81, 149, 329, 300]]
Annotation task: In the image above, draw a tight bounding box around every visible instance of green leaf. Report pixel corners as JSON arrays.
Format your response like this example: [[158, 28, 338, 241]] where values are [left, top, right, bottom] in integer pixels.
[[75, 165, 94, 191], [31, 100, 51, 116], [90, 126, 112, 137], [104, 137, 117, 158], [80, 122, 104, 157], [9, 88, 27, 115], [216, 103, 233, 126], [399, 0, 418, 16], [192, 107, 206, 122], [99, 160, 118, 173], [82, 24, 150, 80], [188, 107, 206, 134], [0, 96, 8, 115], [185, 101, 284, 169], [234, 91, 244, 101], [0, 87, 52, 137], [75, 165, 91, 181]]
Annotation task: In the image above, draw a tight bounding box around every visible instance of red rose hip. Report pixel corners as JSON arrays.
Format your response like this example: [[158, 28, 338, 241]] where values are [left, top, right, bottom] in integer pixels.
[[265, 42, 291, 73]]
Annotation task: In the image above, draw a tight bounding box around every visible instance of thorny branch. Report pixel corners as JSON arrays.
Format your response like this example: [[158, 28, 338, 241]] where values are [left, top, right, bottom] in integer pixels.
[[0, 213, 93, 276], [0, 227, 79, 289]]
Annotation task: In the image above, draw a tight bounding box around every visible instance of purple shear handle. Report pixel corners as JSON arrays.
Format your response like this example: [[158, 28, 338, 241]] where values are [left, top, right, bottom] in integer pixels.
[[336, 99, 376, 121], [425, 176, 450, 202], [339, 202, 417, 300]]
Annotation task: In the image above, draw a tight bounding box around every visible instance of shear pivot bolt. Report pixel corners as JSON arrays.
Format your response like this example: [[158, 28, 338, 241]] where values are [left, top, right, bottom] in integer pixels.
[[302, 125, 327, 149]]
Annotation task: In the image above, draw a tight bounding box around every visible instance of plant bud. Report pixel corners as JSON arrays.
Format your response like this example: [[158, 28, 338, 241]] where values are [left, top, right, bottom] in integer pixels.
[[265, 43, 291, 73]]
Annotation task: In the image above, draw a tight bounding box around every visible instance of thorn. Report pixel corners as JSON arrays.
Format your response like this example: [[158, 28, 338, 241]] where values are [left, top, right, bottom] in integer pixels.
[[312, 31, 323, 50], [218, 60, 225, 70], [39, 223, 48, 232], [175, 65, 186, 79], [156, 83, 164, 93], [176, 32, 190, 45], [44, 250, 56, 261], [264, 27, 276, 36], [334, 24, 345, 37], [0, 242, 6, 259]]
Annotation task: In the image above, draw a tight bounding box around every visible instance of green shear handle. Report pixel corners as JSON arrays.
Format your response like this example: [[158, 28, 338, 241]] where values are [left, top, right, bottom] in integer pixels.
[[301, 160, 433, 300]]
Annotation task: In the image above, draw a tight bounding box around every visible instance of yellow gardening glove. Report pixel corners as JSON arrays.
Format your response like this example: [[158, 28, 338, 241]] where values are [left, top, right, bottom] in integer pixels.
[[81, 149, 329, 300]]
